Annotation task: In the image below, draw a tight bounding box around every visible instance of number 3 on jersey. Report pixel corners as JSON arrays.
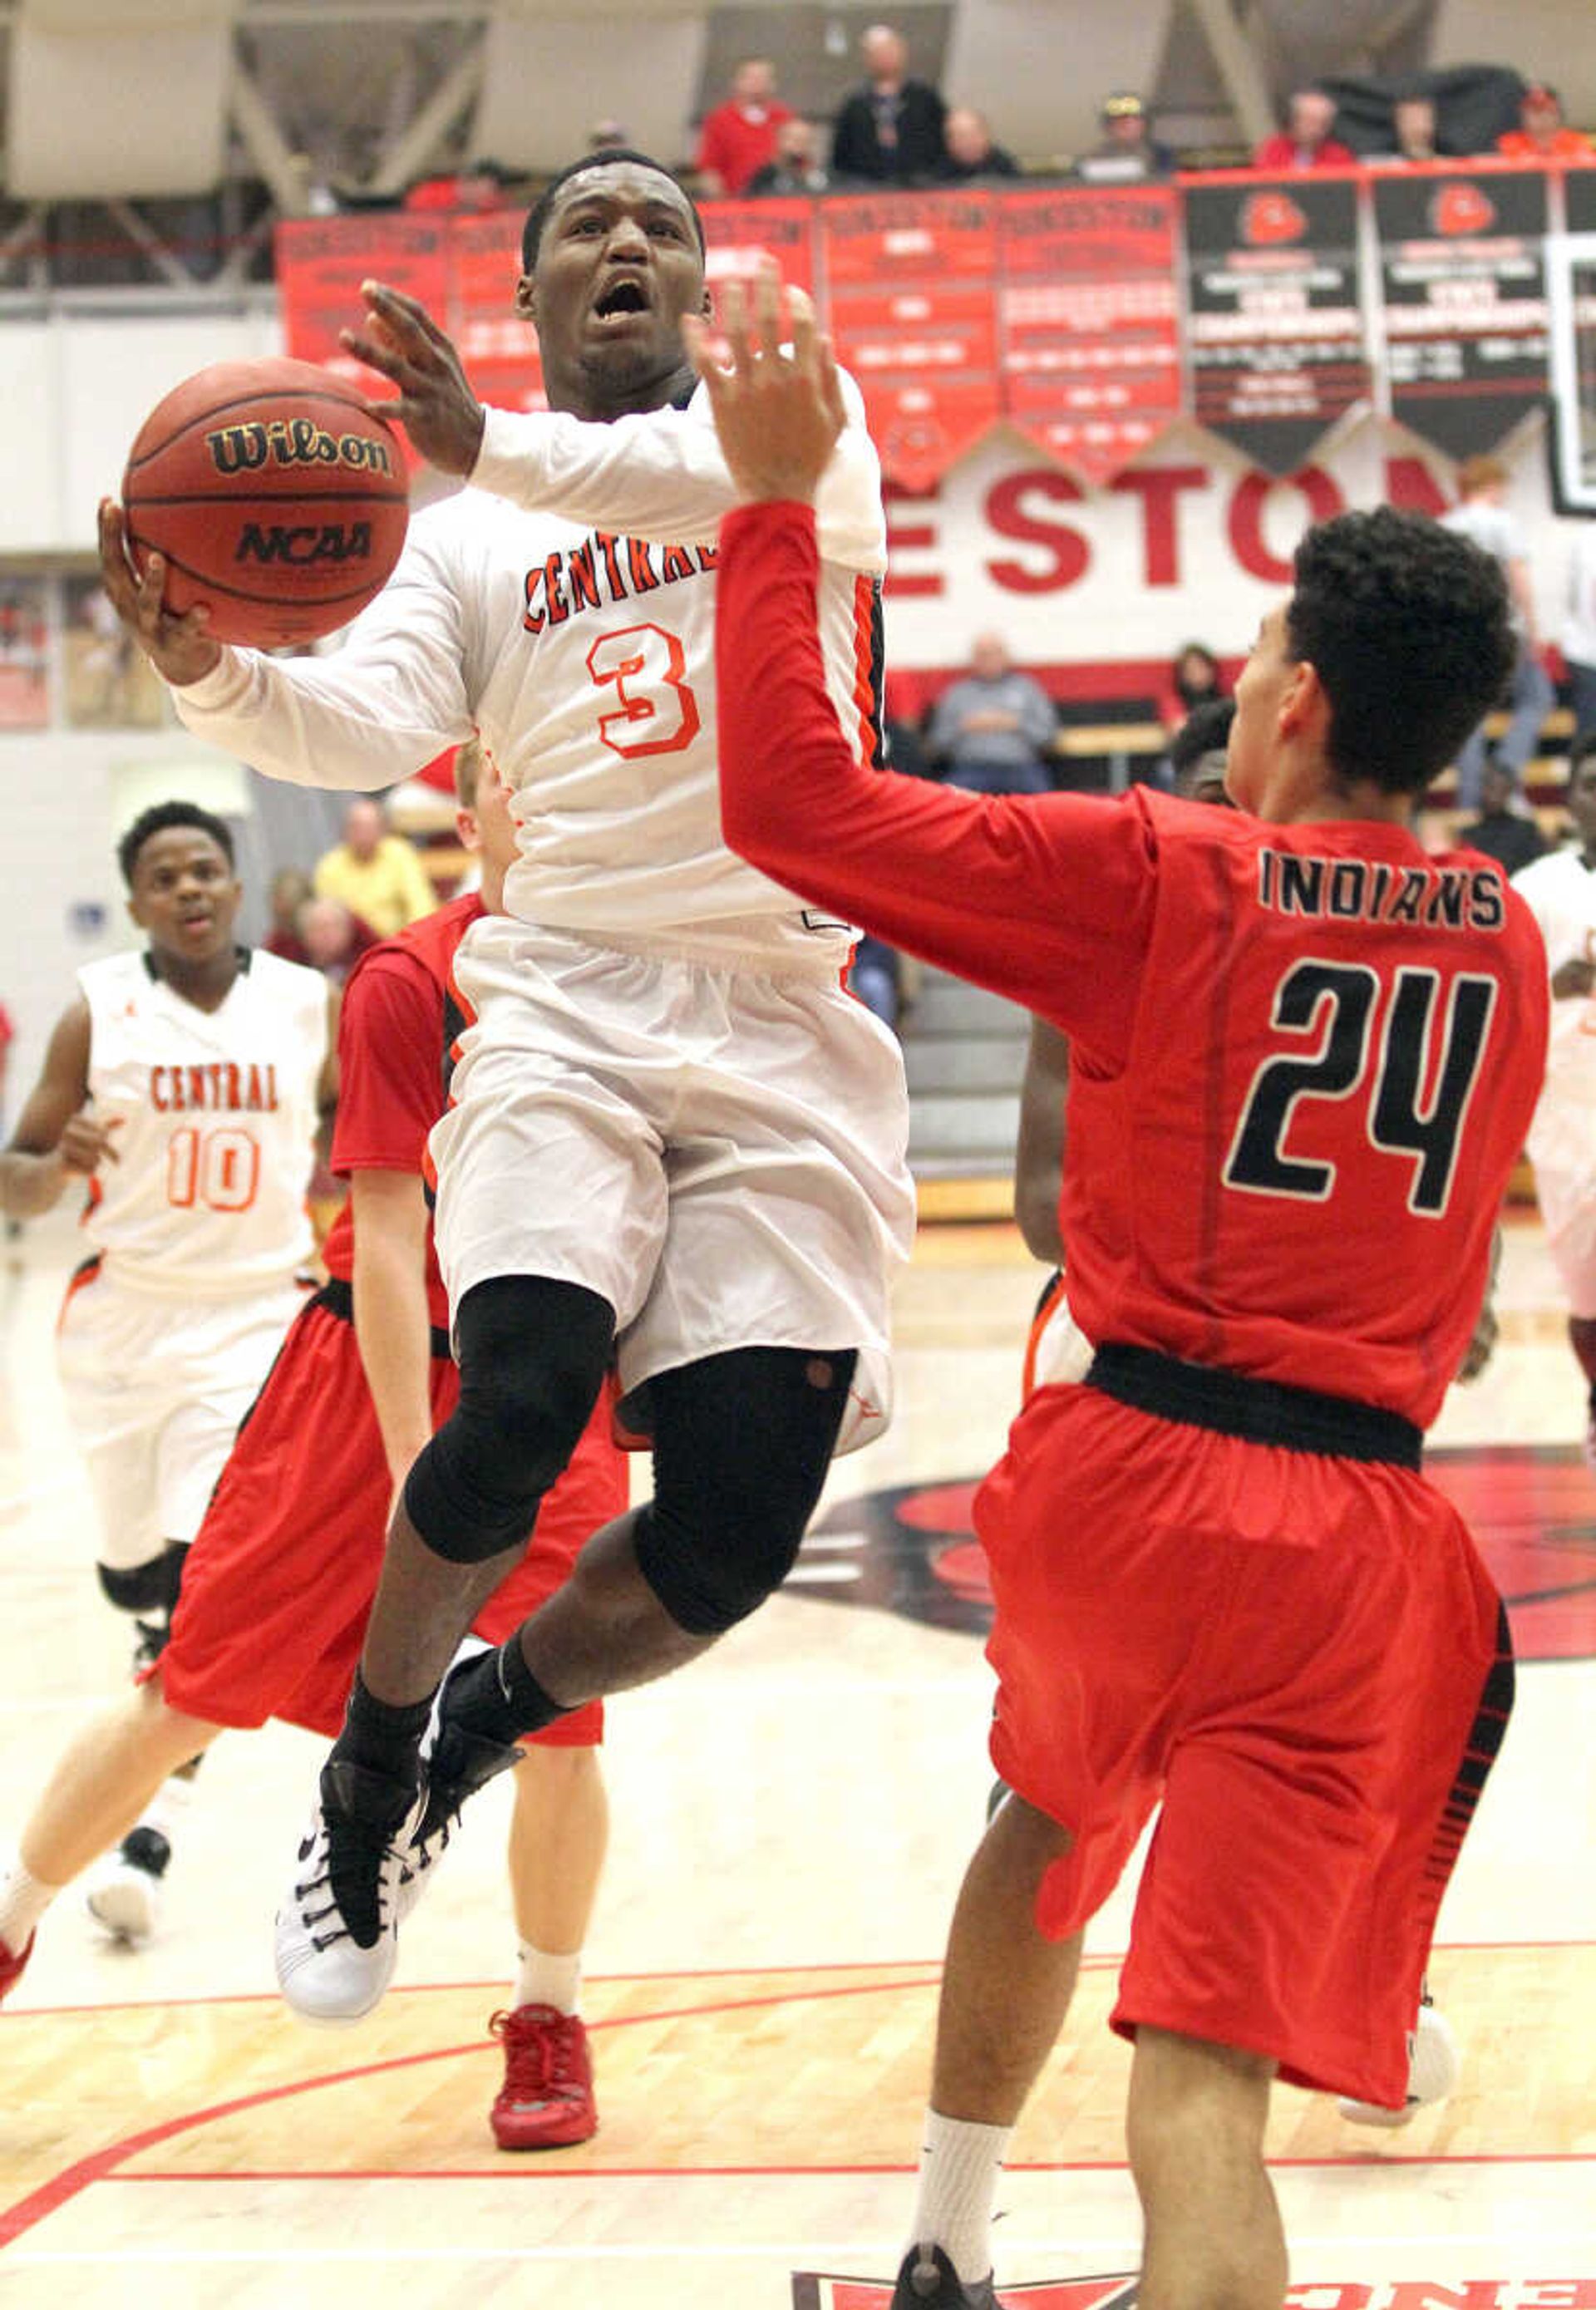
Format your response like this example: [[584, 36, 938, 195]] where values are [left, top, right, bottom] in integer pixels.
[[1224, 960, 1497, 1217], [588, 623, 702, 759]]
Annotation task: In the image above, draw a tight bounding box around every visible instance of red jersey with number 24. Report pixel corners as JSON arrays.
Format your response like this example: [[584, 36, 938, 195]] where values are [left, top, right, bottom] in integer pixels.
[[715, 501, 1549, 1431]]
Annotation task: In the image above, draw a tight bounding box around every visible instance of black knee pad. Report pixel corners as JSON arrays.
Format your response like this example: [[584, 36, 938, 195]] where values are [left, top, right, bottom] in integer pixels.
[[634, 1345, 857, 1635], [404, 1275, 614, 1564], [97, 1543, 187, 1619]]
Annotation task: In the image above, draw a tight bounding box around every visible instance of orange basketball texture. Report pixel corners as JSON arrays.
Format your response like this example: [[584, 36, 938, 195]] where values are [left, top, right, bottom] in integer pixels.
[[121, 359, 409, 647]]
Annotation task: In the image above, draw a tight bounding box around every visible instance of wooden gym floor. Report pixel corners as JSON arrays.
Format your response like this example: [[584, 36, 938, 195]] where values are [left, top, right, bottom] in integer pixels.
[[1, 1204, 1592, 2308]]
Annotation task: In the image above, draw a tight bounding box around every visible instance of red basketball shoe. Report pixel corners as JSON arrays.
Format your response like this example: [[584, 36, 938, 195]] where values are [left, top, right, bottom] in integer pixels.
[[0, 1933, 34, 2006], [488, 2003, 597, 2150]]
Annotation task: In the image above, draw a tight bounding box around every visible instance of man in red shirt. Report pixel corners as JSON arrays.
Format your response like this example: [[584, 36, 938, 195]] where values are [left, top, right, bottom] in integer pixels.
[[0, 743, 626, 2151], [1253, 87, 1357, 170], [687, 279, 1548, 2310], [694, 57, 793, 197], [1496, 83, 1595, 162]]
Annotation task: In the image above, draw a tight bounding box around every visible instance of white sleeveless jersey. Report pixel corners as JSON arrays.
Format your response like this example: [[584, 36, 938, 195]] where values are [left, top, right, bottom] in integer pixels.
[[171, 377, 887, 971], [1510, 847, 1596, 1177], [76, 948, 328, 1296]]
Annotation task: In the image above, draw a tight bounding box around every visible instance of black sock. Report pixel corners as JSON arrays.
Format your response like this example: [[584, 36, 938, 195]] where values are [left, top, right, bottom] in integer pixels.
[[331, 1669, 431, 1790], [445, 1638, 571, 1744]]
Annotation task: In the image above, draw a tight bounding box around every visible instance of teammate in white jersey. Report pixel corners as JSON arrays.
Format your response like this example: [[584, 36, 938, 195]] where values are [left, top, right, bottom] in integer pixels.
[[1510, 733, 1596, 1460], [97, 150, 914, 2021], [0, 802, 336, 1938]]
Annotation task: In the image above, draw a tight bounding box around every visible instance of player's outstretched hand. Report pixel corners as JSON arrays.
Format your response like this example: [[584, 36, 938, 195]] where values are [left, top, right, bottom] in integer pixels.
[[683, 265, 845, 505], [343, 281, 486, 476], [96, 500, 223, 688]]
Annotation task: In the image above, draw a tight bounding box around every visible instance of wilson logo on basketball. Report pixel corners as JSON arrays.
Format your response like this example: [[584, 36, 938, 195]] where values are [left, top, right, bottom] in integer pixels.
[[1242, 191, 1308, 246], [235, 521, 375, 565], [204, 418, 394, 476], [1430, 182, 1497, 236]]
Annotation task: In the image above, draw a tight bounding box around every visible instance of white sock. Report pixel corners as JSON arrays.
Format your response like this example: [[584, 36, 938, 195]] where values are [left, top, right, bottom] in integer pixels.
[[512, 1941, 582, 2017], [0, 1860, 64, 1955], [134, 1772, 194, 1849], [907, 2108, 1012, 2287]]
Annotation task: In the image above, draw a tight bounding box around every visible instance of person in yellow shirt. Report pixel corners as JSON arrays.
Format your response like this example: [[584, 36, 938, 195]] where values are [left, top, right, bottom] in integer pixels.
[[313, 798, 437, 936]]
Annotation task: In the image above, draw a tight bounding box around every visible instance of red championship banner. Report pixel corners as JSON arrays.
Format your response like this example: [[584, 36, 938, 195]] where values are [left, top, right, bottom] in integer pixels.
[[450, 212, 545, 412], [702, 197, 818, 298], [819, 191, 1002, 489], [274, 214, 451, 376], [998, 184, 1181, 485]]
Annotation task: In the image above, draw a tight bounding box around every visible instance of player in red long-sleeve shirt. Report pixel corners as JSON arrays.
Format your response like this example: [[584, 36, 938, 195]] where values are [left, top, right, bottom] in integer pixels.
[[687, 278, 1549, 2310]]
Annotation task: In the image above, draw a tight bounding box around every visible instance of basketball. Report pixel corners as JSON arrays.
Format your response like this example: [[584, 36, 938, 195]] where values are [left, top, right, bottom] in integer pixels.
[[121, 358, 408, 648]]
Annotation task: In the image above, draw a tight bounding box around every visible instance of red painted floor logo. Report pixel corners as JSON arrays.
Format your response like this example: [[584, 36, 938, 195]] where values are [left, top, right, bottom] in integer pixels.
[[791, 2278, 1136, 2308], [791, 2288, 1594, 2309], [800, 1445, 1596, 1661]]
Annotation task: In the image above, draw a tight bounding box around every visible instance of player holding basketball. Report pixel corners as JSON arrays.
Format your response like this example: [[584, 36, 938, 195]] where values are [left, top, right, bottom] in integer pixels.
[[0, 805, 334, 1942], [0, 745, 622, 2149], [96, 148, 913, 2022], [687, 278, 1546, 2310]]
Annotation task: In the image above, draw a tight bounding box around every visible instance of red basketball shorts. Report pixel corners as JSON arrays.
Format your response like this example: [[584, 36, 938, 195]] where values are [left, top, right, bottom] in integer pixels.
[[978, 1383, 1509, 2111], [157, 1296, 627, 1744]]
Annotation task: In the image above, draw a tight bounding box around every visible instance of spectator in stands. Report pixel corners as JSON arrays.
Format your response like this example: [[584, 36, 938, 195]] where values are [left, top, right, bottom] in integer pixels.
[[831, 23, 947, 185], [264, 866, 317, 965], [1159, 641, 1226, 734], [695, 57, 793, 198], [938, 107, 1021, 181], [1383, 94, 1440, 163], [746, 118, 837, 197], [1496, 83, 1595, 163], [927, 633, 1057, 795], [1254, 88, 1357, 171], [1166, 697, 1235, 803], [1564, 523, 1596, 744], [313, 797, 436, 937], [1460, 760, 1549, 877], [1076, 91, 1175, 182], [296, 896, 382, 988], [403, 159, 515, 214], [1442, 455, 1555, 810]]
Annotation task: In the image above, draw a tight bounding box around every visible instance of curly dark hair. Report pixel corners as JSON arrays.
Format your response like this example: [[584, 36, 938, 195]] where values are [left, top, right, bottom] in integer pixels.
[[117, 800, 234, 887], [1287, 508, 1514, 796], [520, 149, 706, 274]]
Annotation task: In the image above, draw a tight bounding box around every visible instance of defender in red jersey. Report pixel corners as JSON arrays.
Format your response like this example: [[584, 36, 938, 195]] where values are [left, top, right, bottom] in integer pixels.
[[0, 747, 624, 2148], [687, 280, 1548, 2310]]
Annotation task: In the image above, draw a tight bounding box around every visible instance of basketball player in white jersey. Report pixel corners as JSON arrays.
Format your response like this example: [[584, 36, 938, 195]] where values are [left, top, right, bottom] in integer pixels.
[[0, 802, 336, 1940], [96, 150, 914, 2022], [1508, 731, 1596, 1460]]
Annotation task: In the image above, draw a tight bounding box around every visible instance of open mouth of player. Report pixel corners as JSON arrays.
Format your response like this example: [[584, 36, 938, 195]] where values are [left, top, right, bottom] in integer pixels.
[[591, 278, 651, 328]]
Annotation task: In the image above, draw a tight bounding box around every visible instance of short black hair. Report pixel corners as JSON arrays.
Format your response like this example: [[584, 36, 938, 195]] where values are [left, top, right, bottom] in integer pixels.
[[117, 800, 234, 887], [1286, 508, 1514, 797], [1168, 697, 1235, 782], [520, 149, 706, 273]]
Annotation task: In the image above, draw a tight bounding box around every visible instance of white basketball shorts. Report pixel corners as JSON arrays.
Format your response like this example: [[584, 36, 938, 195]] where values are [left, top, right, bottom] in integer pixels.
[[56, 1264, 309, 1570], [430, 919, 917, 1451]]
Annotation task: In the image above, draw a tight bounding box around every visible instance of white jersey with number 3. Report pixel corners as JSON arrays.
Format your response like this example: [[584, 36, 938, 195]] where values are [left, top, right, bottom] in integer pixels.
[[170, 377, 887, 971], [77, 948, 328, 1296]]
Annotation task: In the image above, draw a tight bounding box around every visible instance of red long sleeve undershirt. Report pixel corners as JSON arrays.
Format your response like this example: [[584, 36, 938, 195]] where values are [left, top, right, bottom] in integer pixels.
[[715, 500, 1155, 1066]]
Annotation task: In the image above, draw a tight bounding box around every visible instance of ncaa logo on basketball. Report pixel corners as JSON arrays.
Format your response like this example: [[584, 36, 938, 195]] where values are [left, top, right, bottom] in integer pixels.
[[235, 520, 375, 566], [204, 416, 394, 476]]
